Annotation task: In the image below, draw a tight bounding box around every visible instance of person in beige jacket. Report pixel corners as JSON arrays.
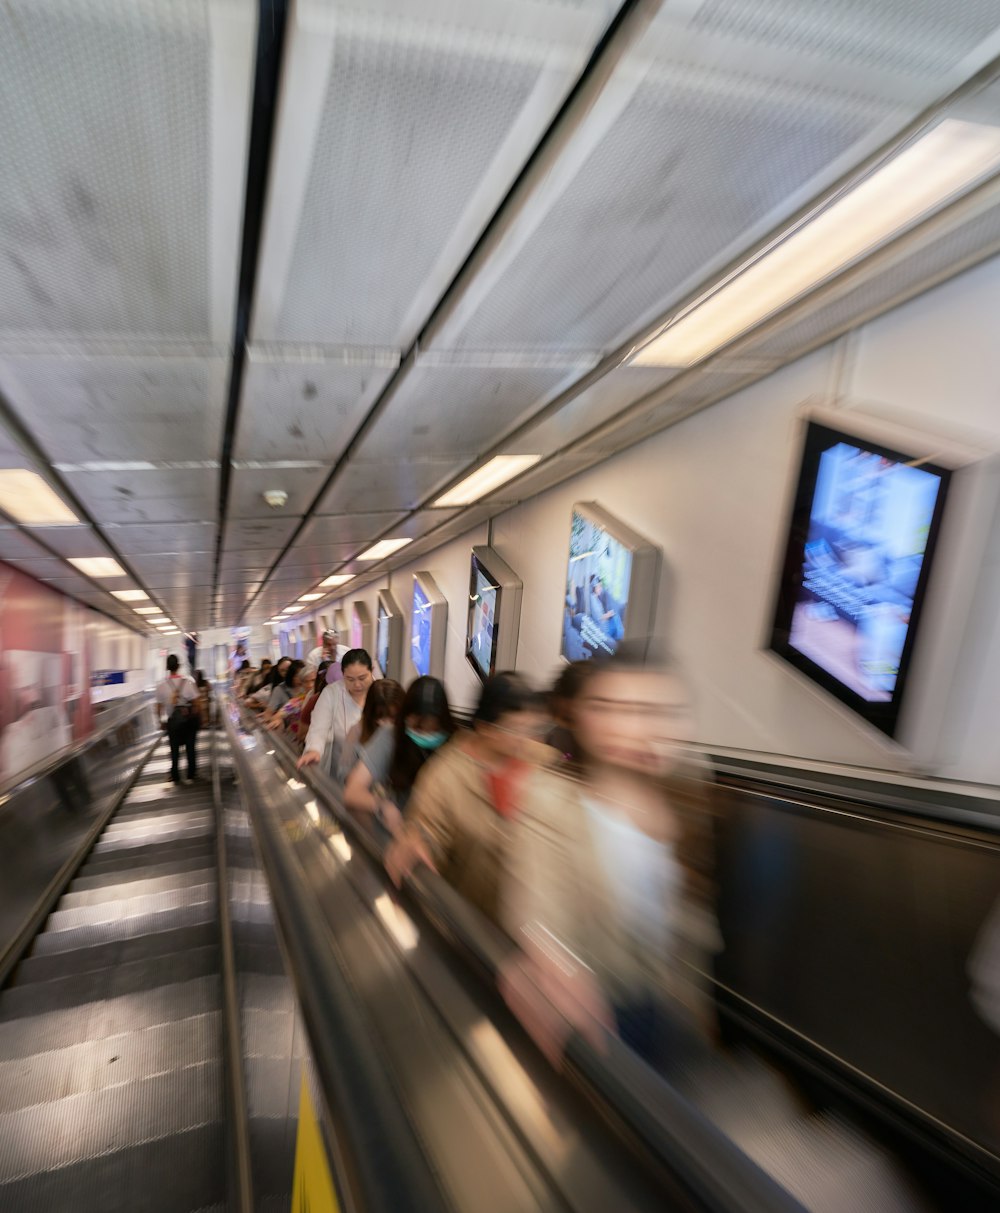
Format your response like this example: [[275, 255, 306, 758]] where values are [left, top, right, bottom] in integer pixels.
[[500, 653, 722, 1069]]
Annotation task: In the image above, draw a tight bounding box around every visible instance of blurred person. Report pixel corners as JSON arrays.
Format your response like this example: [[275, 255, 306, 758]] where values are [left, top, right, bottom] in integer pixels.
[[246, 657, 291, 712], [266, 663, 316, 742], [297, 649, 376, 775], [233, 659, 254, 696], [344, 676, 454, 827], [589, 574, 624, 643], [262, 659, 305, 722], [155, 654, 198, 785], [304, 628, 347, 675], [546, 660, 597, 769], [244, 658, 272, 696], [340, 679, 405, 797], [499, 648, 721, 1071], [297, 659, 331, 737], [193, 669, 213, 731], [228, 641, 248, 675], [385, 672, 554, 925]]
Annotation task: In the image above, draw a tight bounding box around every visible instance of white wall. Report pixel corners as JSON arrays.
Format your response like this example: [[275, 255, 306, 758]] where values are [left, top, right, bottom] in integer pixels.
[[294, 254, 1000, 784]]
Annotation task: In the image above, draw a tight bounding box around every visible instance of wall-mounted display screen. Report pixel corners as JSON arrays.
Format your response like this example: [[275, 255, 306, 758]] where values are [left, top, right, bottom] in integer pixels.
[[411, 580, 432, 677], [376, 589, 403, 681], [468, 560, 498, 680], [562, 503, 659, 662], [769, 420, 951, 737], [350, 610, 363, 649], [465, 547, 523, 683], [376, 607, 391, 677]]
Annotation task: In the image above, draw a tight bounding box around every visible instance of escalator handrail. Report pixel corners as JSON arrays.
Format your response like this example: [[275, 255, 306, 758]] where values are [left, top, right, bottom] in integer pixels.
[[236, 698, 807, 1213], [0, 690, 153, 809], [223, 700, 452, 1213]]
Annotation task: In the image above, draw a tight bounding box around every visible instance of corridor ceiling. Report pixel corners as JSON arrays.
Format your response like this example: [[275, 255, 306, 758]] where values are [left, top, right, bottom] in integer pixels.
[[3, 0, 1000, 632]]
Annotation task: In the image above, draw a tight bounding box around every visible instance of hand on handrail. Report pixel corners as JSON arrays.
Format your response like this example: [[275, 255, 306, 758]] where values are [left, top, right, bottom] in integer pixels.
[[385, 827, 437, 888], [297, 749, 322, 769]]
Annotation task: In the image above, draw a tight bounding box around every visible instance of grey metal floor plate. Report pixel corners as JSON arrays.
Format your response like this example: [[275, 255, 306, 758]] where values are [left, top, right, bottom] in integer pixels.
[[15, 922, 218, 985], [59, 866, 217, 910], [70, 852, 216, 893], [30, 900, 218, 957]]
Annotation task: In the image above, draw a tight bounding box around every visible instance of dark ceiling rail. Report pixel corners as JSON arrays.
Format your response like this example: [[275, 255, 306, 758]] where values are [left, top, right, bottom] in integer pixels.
[[239, 0, 665, 623], [213, 0, 290, 625]]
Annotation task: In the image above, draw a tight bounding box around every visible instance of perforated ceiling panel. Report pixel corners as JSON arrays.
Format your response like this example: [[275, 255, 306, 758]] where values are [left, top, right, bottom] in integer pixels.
[[0, 0, 255, 344], [0, 356, 227, 463], [254, 1, 616, 349], [316, 458, 462, 515], [61, 467, 217, 526], [689, 0, 1000, 77], [235, 357, 396, 462], [446, 70, 889, 354], [355, 364, 573, 461]]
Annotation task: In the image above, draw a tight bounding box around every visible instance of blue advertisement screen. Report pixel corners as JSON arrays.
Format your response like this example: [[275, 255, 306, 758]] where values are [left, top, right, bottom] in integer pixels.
[[468, 564, 498, 679], [770, 421, 951, 736], [411, 581, 432, 677], [562, 511, 632, 661], [376, 608, 390, 677]]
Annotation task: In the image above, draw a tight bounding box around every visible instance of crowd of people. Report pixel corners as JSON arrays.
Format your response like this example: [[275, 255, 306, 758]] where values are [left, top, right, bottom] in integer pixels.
[[231, 631, 717, 1071]]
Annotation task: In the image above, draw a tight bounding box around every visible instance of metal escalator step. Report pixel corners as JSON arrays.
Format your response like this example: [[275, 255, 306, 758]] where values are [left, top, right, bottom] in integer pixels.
[[44, 883, 216, 934], [0, 946, 221, 1021], [59, 866, 217, 910], [71, 852, 216, 893], [92, 821, 213, 855], [30, 900, 218, 958], [79, 838, 214, 877], [0, 975, 221, 1062], [0, 1059, 223, 1183], [242, 1007, 295, 1061], [102, 810, 212, 838], [0, 1011, 222, 1116], [17, 923, 218, 985], [0, 1119, 225, 1213]]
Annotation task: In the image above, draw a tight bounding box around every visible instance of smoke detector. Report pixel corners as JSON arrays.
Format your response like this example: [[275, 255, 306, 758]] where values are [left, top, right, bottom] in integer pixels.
[[263, 488, 288, 509]]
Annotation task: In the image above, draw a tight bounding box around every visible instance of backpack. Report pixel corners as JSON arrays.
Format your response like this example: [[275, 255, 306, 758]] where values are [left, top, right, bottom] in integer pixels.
[[167, 679, 192, 731]]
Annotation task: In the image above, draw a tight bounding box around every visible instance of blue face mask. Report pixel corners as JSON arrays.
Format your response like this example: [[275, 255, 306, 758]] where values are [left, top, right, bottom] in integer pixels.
[[406, 728, 447, 751]]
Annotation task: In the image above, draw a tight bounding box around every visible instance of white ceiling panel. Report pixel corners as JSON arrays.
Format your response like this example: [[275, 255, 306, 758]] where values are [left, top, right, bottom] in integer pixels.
[[4, 556, 74, 579], [17, 525, 112, 560], [0, 527, 61, 561], [220, 546, 283, 570], [62, 467, 217, 525], [0, 0, 255, 345], [218, 566, 271, 586], [504, 366, 682, 456], [229, 465, 330, 519], [108, 521, 217, 556], [0, 356, 228, 463], [254, 0, 616, 348], [225, 516, 302, 550], [356, 365, 572, 461], [301, 512, 407, 546], [235, 356, 395, 462], [315, 457, 462, 515], [128, 550, 214, 579]]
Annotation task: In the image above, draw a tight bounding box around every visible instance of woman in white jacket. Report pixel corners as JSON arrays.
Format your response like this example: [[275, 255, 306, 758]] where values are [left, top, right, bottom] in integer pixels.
[[297, 649, 375, 778]]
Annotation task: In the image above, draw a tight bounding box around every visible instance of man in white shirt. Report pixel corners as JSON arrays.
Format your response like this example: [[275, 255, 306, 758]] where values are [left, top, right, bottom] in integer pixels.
[[304, 629, 348, 676], [156, 654, 198, 784]]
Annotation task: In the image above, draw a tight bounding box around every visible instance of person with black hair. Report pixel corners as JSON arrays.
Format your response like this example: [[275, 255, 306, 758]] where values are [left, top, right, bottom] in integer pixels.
[[386, 672, 554, 925], [155, 654, 198, 785], [245, 657, 291, 711], [344, 676, 454, 825], [298, 648, 376, 776], [262, 658, 305, 722], [546, 660, 597, 769]]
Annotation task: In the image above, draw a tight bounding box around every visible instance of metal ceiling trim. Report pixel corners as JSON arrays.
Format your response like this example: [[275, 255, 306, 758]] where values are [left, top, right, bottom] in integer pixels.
[[213, 0, 291, 626], [239, 0, 667, 623]]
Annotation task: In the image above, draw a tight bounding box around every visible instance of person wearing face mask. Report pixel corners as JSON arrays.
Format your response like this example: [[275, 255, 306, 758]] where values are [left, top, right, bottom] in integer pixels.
[[498, 645, 721, 1071], [385, 672, 556, 926], [344, 676, 454, 828], [297, 649, 376, 777]]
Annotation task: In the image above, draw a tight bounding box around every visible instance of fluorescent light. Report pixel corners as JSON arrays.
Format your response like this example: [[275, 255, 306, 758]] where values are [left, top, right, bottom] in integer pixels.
[[357, 538, 412, 561], [149, 617, 170, 625], [158, 626, 179, 633], [631, 119, 1000, 368], [320, 573, 354, 588], [133, 606, 160, 615], [299, 593, 323, 602], [0, 470, 79, 525], [112, 589, 149, 602], [68, 557, 126, 578], [432, 454, 542, 507]]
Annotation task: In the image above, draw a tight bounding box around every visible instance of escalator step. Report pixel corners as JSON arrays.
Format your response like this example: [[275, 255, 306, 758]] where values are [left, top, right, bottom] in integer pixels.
[[70, 852, 215, 893], [29, 900, 218, 958], [59, 866, 217, 910], [0, 975, 220, 1061], [0, 1010, 222, 1116], [78, 838, 214, 878], [16, 922, 217, 985], [44, 883, 216, 933], [0, 1118, 225, 1213]]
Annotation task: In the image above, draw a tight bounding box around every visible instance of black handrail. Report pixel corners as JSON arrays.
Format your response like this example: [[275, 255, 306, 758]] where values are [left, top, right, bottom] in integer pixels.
[[223, 702, 451, 1213], [232, 698, 806, 1213]]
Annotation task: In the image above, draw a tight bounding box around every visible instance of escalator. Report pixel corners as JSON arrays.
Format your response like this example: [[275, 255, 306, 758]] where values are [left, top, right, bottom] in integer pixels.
[[0, 739, 229, 1212]]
